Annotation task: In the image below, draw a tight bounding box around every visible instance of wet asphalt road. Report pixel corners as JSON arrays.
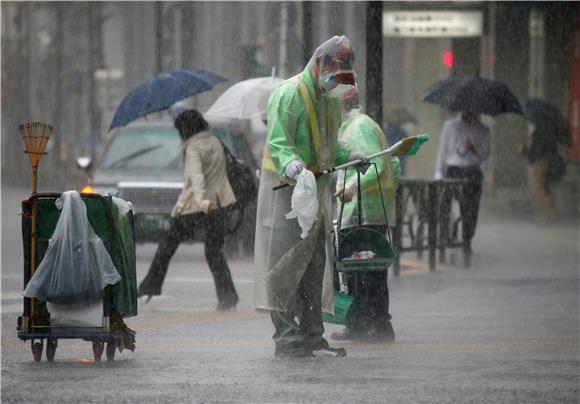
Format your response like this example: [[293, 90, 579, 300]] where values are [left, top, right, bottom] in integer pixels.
[[1, 187, 579, 403]]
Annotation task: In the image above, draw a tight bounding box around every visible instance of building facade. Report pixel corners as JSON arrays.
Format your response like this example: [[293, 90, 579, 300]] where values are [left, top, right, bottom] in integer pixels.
[[2, 1, 577, 215]]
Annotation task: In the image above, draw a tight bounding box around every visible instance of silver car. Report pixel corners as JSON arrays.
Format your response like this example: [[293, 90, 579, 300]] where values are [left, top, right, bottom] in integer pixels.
[[77, 119, 259, 254]]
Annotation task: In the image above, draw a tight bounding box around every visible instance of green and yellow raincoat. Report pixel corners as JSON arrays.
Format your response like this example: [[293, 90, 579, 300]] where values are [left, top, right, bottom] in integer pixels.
[[337, 108, 401, 227], [254, 66, 352, 314]]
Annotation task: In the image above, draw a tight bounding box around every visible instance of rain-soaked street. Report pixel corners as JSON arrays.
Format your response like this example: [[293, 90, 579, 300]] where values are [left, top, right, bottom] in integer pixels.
[[2, 186, 578, 403]]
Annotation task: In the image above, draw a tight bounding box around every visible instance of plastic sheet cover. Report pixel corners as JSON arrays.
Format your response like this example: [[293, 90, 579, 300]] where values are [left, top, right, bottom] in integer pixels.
[[23, 191, 121, 304]]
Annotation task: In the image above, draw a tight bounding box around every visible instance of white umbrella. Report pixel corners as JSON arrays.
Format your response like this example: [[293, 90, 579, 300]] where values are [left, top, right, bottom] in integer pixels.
[[205, 76, 283, 120]]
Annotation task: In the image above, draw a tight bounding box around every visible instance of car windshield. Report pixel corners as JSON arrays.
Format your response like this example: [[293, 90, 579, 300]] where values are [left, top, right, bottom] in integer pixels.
[[101, 127, 181, 169]]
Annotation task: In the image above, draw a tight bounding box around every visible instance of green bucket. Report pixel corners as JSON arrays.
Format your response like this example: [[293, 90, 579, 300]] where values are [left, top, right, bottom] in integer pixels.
[[322, 291, 357, 325]]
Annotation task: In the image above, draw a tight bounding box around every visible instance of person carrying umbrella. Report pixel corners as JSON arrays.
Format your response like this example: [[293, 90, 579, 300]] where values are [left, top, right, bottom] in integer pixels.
[[331, 85, 400, 342], [137, 109, 239, 310], [520, 99, 569, 222], [434, 111, 491, 254], [254, 35, 368, 358]]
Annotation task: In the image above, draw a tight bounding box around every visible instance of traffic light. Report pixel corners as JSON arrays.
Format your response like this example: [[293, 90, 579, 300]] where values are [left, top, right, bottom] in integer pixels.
[[443, 51, 454, 69]]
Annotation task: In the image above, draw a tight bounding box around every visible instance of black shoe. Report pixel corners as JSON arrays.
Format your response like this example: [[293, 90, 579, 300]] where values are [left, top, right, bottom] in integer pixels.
[[366, 323, 395, 343], [216, 295, 239, 311], [331, 328, 367, 341], [331, 323, 395, 343], [216, 301, 237, 311], [137, 282, 161, 302], [274, 345, 312, 358], [312, 346, 347, 358]]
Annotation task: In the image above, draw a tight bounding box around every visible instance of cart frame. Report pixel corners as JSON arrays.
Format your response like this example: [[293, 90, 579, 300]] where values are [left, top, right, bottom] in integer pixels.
[[17, 192, 135, 362]]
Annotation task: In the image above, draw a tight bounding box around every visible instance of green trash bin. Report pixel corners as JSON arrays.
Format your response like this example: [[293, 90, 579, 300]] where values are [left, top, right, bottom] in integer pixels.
[[32, 193, 137, 317]]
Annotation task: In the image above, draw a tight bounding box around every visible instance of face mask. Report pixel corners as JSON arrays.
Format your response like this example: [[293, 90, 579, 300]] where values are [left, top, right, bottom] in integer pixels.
[[328, 84, 355, 99], [319, 74, 338, 92]]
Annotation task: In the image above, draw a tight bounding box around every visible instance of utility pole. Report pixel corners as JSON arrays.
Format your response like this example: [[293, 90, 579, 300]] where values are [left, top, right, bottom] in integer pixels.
[[365, 1, 383, 125], [1, 3, 31, 184], [88, 3, 104, 158], [155, 2, 163, 73], [53, 4, 64, 165], [528, 7, 545, 99], [302, 2, 313, 65], [278, 3, 288, 78], [181, 3, 195, 69]]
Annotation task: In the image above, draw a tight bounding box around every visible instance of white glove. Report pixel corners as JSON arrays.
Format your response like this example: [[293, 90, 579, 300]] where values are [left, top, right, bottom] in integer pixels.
[[284, 160, 306, 180], [348, 151, 370, 174], [334, 181, 357, 202]]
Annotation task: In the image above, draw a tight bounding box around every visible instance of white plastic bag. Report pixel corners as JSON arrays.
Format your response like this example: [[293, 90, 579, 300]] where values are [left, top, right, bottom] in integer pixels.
[[47, 300, 103, 327], [285, 169, 318, 239], [112, 196, 133, 220], [23, 191, 121, 304]]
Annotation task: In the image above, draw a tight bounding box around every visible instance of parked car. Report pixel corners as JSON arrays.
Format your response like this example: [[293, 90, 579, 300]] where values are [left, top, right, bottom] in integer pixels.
[[77, 118, 261, 255]]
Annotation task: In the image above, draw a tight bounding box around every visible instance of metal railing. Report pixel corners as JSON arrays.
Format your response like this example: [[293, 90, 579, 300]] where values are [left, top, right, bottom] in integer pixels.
[[393, 178, 470, 275]]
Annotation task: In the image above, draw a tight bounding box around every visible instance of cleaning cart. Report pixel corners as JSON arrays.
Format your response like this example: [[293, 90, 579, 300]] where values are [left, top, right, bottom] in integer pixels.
[[16, 123, 137, 362], [17, 192, 138, 362]]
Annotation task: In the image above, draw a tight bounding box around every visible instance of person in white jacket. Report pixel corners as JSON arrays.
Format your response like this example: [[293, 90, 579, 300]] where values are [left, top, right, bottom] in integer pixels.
[[138, 109, 239, 310], [434, 111, 490, 254]]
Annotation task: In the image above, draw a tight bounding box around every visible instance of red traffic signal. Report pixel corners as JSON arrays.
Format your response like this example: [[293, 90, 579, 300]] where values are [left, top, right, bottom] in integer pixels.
[[443, 51, 454, 68]]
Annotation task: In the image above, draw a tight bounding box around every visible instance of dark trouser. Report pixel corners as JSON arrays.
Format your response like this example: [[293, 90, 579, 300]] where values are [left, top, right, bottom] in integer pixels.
[[444, 166, 484, 244], [345, 272, 391, 331], [338, 225, 392, 332], [138, 210, 238, 306], [270, 225, 329, 352]]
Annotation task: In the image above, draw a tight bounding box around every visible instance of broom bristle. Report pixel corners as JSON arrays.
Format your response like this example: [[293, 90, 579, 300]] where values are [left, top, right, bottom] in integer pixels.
[[19, 122, 53, 166]]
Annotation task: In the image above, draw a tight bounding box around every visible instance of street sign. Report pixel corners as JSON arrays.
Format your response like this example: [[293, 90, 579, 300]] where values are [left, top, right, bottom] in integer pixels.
[[383, 11, 483, 38]]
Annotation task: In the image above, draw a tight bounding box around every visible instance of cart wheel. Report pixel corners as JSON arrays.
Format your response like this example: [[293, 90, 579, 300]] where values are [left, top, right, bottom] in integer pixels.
[[31, 340, 43, 362], [106, 341, 116, 361], [92, 341, 104, 362], [46, 339, 57, 362]]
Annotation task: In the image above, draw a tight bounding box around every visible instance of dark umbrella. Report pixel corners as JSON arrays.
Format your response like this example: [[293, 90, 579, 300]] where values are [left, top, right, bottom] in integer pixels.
[[423, 74, 522, 116], [109, 68, 227, 131], [522, 98, 571, 145]]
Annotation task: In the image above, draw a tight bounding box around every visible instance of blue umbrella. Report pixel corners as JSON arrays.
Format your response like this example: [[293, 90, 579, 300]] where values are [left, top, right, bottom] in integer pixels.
[[109, 68, 227, 131]]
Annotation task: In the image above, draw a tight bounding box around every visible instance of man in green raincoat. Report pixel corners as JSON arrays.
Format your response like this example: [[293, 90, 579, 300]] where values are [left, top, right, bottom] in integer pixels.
[[333, 85, 400, 342], [254, 36, 368, 358]]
